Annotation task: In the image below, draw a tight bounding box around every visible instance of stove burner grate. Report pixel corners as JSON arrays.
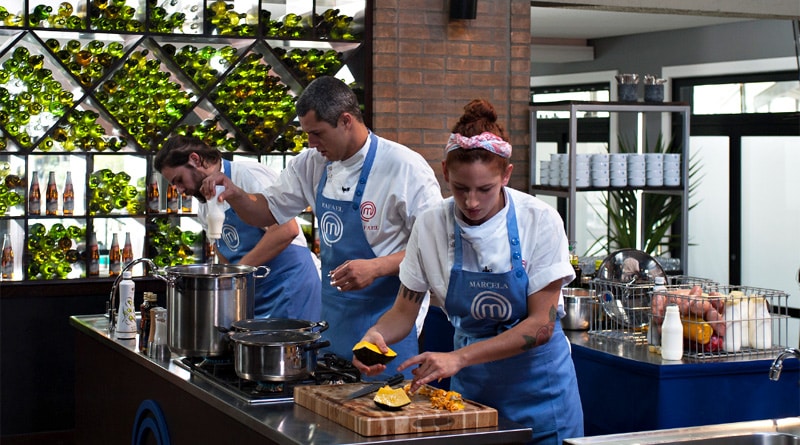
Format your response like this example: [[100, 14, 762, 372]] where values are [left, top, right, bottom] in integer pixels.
[[175, 353, 360, 405]]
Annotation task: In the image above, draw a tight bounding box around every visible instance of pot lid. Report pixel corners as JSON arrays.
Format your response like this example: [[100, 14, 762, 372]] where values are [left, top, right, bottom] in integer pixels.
[[230, 330, 321, 346]]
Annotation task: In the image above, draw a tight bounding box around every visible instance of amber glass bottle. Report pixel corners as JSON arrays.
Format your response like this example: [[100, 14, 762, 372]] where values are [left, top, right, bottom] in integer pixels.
[[28, 171, 40, 215], [62, 171, 74, 215], [108, 233, 121, 276], [45, 171, 58, 215]]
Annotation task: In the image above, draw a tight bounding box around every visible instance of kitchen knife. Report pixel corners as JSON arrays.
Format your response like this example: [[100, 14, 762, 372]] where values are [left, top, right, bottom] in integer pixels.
[[343, 373, 404, 400]]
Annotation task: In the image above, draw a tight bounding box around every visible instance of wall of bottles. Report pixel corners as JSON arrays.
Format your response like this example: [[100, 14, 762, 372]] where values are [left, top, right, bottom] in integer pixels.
[[0, 0, 368, 281]]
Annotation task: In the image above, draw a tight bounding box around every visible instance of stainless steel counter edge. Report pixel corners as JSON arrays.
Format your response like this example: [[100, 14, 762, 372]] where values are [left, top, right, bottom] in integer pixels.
[[563, 417, 800, 444], [70, 315, 532, 445]]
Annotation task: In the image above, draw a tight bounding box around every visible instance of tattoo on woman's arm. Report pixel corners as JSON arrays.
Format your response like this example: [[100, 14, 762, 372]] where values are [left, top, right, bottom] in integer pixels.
[[399, 285, 425, 304], [521, 305, 558, 351]]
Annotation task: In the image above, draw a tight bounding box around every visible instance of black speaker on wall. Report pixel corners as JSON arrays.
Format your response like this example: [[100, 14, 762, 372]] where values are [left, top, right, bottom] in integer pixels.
[[450, 0, 478, 20]]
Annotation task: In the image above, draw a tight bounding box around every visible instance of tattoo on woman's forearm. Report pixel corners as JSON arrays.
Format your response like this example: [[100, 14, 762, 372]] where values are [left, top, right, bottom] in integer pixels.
[[399, 286, 425, 304], [521, 305, 558, 351]]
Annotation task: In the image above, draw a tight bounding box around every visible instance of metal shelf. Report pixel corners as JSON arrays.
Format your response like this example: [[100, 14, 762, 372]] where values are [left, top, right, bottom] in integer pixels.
[[529, 100, 690, 270]]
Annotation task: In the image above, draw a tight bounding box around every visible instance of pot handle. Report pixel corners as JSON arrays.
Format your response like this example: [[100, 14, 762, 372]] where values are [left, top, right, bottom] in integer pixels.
[[304, 339, 331, 352], [254, 265, 270, 279], [312, 320, 329, 333]]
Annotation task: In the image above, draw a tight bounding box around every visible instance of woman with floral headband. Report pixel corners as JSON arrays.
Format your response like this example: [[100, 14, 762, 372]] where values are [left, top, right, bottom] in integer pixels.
[[353, 99, 584, 444]]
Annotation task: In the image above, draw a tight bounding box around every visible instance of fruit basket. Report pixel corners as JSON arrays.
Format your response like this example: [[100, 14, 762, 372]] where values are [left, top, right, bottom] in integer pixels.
[[650, 284, 790, 359]]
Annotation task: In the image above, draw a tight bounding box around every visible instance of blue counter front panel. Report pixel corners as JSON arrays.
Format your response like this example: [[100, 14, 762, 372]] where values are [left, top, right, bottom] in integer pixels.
[[571, 344, 800, 436]]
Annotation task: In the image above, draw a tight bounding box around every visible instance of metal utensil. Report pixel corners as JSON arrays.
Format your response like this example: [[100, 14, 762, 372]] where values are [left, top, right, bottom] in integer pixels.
[[343, 373, 404, 400]]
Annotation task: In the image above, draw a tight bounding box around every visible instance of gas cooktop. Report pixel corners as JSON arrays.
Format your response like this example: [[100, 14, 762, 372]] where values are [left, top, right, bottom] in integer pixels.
[[174, 353, 361, 405]]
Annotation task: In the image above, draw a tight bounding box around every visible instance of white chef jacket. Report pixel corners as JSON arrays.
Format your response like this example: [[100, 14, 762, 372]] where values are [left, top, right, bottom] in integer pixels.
[[264, 134, 443, 333], [399, 187, 575, 317]]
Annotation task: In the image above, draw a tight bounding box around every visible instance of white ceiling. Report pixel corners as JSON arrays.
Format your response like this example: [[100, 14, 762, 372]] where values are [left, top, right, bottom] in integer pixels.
[[530, 6, 752, 40]]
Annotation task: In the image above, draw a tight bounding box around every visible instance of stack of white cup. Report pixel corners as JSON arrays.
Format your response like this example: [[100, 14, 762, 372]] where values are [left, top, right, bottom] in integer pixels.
[[627, 153, 646, 187], [645, 153, 664, 186], [539, 160, 551, 185], [609, 153, 628, 187], [549, 153, 563, 186], [591, 153, 609, 187], [575, 154, 591, 187], [663, 154, 681, 186], [558, 154, 570, 187]]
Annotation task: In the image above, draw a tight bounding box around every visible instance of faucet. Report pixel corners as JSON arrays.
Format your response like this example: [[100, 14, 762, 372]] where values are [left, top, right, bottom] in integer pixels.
[[769, 347, 800, 381], [107, 258, 160, 333]]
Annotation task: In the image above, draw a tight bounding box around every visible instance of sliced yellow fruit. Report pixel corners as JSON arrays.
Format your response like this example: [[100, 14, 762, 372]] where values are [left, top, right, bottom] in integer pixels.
[[373, 385, 411, 410], [352, 341, 397, 366]]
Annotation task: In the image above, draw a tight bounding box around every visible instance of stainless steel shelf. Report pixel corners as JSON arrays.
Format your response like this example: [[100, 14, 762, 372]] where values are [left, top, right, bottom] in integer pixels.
[[529, 100, 690, 270]]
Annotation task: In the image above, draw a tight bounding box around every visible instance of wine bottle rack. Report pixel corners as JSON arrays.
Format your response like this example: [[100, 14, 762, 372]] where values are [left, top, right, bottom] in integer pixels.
[[0, 0, 368, 282]]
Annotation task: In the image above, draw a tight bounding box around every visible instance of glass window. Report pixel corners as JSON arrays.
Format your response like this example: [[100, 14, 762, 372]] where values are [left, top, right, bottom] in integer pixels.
[[531, 84, 610, 119], [693, 80, 800, 114]]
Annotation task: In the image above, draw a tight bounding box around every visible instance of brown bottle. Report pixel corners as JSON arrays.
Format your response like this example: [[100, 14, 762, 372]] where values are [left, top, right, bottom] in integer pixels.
[[62, 171, 74, 216], [87, 232, 99, 277], [138, 292, 157, 355], [108, 233, 121, 276], [146, 174, 160, 213], [166, 184, 179, 213], [122, 231, 134, 266], [181, 192, 192, 213], [46, 171, 58, 216], [1, 233, 13, 280], [28, 171, 40, 215]]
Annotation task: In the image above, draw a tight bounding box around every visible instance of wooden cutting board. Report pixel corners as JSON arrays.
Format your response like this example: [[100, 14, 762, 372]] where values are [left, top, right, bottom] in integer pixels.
[[293, 382, 498, 436]]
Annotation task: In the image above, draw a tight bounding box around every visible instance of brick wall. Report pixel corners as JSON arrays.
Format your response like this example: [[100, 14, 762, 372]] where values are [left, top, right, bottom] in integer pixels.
[[372, 0, 532, 193]]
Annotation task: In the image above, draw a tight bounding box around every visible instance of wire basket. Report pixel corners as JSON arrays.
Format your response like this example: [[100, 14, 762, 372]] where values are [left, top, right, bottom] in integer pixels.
[[667, 275, 719, 287], [650, 284, 790, 360], [589, 279, 651, 344]]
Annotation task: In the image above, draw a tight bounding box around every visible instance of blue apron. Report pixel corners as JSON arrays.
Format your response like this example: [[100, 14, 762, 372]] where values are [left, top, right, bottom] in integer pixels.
[[315, 133, 418, 380], [445, 196, 583, 445], [216, 160, 321, 321]]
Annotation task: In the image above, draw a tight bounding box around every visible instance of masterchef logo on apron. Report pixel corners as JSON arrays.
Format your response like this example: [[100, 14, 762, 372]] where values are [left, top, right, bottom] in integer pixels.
[[360, 201, 376, 221], [469, 290, 513, 321], [319, 211, 344, 246], [219, 223, 240, 251]]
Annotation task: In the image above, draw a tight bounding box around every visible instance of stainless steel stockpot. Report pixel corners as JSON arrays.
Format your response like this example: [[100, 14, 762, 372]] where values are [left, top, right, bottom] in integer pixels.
[[159, 264, 269, 357], [229, 330, 330, 381]]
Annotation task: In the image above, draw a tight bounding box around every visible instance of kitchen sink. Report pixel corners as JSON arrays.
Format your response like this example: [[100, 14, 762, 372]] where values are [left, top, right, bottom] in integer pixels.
[[564, 417, 800, 445], [656, 432, 799, 445]]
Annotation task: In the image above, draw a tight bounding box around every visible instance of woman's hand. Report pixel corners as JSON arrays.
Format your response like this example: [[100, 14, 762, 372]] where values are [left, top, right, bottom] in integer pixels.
[[398, 351, 464, 394], [351, 330, 391, 377]]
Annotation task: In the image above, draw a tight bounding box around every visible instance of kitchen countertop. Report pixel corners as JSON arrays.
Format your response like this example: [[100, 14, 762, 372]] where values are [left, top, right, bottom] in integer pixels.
[[70, 314, 532, 445]]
